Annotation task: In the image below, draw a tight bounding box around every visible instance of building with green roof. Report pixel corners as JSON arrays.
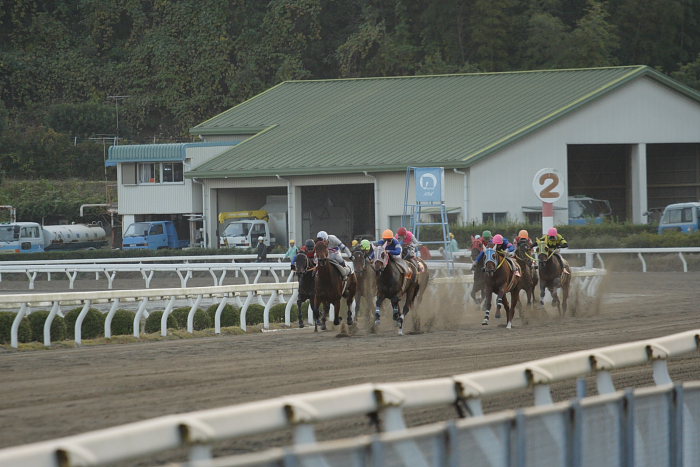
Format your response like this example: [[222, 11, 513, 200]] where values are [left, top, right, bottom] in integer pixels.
[[111, 66, 700, 247]]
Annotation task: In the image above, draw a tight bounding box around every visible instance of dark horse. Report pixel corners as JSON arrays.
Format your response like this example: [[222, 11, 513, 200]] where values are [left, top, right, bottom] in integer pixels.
[[536, 241, 571, 316], [514, 241, 539, 311], [351, 249, 375, 323], [481, 247, 521, 329], [293, 252, 315, 328], [312, 240, 357, 332], [371, 243, 429, 335], [470, 235, 485, 304]]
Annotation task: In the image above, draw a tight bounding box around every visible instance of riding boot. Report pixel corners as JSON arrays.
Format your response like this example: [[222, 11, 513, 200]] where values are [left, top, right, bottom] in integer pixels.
[[557, 254, 570, 274]]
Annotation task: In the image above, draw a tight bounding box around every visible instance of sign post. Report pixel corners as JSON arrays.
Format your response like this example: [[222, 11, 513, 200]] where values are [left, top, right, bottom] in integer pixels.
[[532, 168, 561, 235]]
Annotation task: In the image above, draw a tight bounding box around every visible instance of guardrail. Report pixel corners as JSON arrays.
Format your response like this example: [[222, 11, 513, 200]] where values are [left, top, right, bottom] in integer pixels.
[[562, 247, 700, 272], [0, 268, 604, 349], [0, 329, 696, 467]]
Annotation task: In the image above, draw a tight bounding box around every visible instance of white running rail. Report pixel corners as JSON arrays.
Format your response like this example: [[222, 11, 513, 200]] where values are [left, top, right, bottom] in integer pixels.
[[0, 329, 696, 467], [0, 268, 604, 348]]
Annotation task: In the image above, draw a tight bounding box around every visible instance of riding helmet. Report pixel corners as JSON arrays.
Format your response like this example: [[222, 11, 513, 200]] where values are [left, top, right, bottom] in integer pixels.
[[547, 227, 558, 237], [361, 239, 371, 250], [317, 230, 329, 241], [492, 234, 504, 245], [382, 229, 394, 239], [482, 230, 492, 240], [518, 229, 529, 239], [397, 227, 407, 236], [305, 239, 315, 249]]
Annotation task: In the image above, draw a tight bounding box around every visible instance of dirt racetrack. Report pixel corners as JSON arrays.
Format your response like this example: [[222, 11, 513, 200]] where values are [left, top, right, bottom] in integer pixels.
[[0, 271, 699, 464]]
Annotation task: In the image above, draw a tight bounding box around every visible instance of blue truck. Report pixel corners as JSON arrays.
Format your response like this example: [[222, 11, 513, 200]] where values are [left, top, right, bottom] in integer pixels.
[[121, 221, 189, 250], [657, 202, 700, 233]]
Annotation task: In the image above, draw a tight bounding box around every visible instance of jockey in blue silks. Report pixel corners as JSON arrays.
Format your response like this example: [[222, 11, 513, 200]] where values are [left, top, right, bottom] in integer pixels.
[[371, 229, 403, 259], [474, 233, 514, 264]]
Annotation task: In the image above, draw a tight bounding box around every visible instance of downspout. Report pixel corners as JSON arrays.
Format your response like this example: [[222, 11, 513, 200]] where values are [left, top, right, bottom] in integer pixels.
[[453, 168, 468, 225], [276, 175, 294, 243], [191, 178, 207, 248], [363, 171, 380, 239]]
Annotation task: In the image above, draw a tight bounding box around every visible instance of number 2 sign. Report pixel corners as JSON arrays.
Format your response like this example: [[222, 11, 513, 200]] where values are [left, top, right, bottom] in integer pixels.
[[532, 168, 561, 202]]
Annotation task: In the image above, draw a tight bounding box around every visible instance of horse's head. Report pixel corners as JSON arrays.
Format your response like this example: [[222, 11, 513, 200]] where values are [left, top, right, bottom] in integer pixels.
[[470, 235, 482, 261], [536, 240, 551, 265], [294, 252, 310, 274], [515, 240, 530, 260], [351, 249, 367, 273], [483, 247, 499, 276], [372, 243, 389, 272], [314, 240, 329, 264]]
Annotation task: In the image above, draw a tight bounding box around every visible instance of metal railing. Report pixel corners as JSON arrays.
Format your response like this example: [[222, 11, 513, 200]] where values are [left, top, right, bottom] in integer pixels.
[[0, 329, 696, 466], [0, 268, 604, 348]]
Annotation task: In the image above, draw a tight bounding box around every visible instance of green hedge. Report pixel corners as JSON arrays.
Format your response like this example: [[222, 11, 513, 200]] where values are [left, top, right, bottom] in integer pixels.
[[169, 307, 211, 330], [206, 304, 241, 327], [64, 307, 105, 339], [144, 310, 179, 334], [110, 309, 135, 336], [269, 303, 299, 323], [27, 310, 66, 342], [0, 312, 32, 344], [245, 304, 265, 325]]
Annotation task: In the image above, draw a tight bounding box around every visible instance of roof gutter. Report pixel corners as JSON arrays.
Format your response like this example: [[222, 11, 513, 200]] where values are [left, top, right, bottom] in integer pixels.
[[364, 171, 380, 240]]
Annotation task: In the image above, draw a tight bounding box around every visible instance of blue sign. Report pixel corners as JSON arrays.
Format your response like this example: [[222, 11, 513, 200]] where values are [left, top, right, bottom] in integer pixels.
[[415, 167, 445, 202]]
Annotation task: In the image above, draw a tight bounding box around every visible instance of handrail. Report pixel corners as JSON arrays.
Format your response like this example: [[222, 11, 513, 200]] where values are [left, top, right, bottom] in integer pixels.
[[0, 329, 696, 467]]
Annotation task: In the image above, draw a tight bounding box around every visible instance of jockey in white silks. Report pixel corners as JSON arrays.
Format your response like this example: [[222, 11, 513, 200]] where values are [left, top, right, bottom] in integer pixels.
[[316, 230, 351, 278]]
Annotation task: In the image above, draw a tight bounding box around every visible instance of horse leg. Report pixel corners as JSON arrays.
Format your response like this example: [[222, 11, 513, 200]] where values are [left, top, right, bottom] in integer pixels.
[[320, 302, 328, 331], [391, 296, 400, 322], [539, 282, 547, 306], [562, 283, 569, 317], [495, 290, 503, 319], [506, 292, 518, 329], [297, 298, 305, 328], [482, 292, 492, 325], [550, 286, 562, 317], [374, 296, 383, 326], [346, 296, 354, 326], [312, 299, 320, 332], [333, 299, 342, 326]]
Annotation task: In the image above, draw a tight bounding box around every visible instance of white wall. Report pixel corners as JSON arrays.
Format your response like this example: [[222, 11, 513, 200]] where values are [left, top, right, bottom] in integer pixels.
[[467, 76, 700, 225]]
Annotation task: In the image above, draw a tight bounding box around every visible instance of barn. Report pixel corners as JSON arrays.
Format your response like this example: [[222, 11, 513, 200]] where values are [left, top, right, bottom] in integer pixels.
[[109, 66, 700, 247]]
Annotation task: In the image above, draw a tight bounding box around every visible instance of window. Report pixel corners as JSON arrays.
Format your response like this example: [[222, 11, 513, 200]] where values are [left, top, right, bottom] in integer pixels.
[[163, 162, 184, 182], [482, 212, 507, 223], [149, 224, 164, 235], [20, 226, 40, 238], [136, 162, 184, 184], [122, 164, 136, 184], [525, 212, 542, 224]]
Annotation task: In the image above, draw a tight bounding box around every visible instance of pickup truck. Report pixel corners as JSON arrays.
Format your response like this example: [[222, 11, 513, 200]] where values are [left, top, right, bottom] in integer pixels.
[[121, 221, 188, 250]]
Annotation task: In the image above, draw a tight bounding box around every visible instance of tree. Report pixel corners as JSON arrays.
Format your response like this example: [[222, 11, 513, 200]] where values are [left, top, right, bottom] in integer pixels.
[[563, 0, 618, 68]]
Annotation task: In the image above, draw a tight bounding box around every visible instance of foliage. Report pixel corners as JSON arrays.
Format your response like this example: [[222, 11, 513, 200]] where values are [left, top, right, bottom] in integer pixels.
[[110, 309, 135, 336], [27, 310, 66, 342], [191, 309, 212, 331], [206, 303, 240, 328], [0, 179, 109, 222], [245, 304, 265, 326], [64, 307, 105, 340], [269, 303, 299, 323], [144, 310, 178, 334], [0, 312, 32, 344], [170, 307, 191, 329]]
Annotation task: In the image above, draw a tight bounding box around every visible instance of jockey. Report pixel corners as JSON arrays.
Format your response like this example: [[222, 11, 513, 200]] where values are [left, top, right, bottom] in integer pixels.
[[396, 227, 418, 260], [534, 227, 570, 274], [360, 239, 372, 256], [316, 230, 351, 268], [514, 229, 533, 249], [478, 230, 493, 249], [351, 239, 359, 249], [492, 234, 515, 256], [291, 239, 315, 270], [372, 229, 403, 259]]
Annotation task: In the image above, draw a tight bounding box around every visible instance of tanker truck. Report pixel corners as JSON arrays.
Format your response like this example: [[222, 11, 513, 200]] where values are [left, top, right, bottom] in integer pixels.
[[0, 222, 108, 254]]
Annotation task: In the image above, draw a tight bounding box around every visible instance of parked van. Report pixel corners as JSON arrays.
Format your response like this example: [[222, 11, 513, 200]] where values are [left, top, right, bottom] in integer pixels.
[[657, 202, 700, 233]]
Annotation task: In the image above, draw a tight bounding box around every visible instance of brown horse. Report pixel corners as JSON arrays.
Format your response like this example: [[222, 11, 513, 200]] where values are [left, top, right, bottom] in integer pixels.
[[293, 252, 315, 328], [351, 249, 375, 323], [470, 235, 485, 304], [514, 240, 538, 310], [371, 243, 428, 335], [536, 240, 571, 316], [481, 247, 521, 329], [312, 240, 357, 332]]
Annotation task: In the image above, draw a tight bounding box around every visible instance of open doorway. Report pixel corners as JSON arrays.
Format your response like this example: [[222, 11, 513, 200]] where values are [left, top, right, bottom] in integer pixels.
[[301, 184, 374, 244]]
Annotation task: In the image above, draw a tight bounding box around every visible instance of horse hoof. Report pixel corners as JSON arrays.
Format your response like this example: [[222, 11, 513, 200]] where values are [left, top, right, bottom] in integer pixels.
[[298, 322, 304, 328], [398, 328, 404, 336], [481, 319, 489, 326], [374, 319, 381, 327], [334, 318, 341, 326], [321, 324, 327, 331], [506, 322, 512, 329], [347, 318, 353, 326], [495, 311, 501, 319]]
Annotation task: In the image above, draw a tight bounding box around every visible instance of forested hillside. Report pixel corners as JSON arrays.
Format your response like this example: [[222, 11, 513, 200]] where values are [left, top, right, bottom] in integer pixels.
[[1, 0, 699, 181]]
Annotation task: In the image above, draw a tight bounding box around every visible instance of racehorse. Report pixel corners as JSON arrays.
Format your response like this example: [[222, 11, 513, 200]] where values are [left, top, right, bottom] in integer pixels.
[[293, 251, 315, 328], [481, 247, 521, 329], [312, 240, 357, 332], [371, 243, 428, 335], [514, 241, 538, 309], [351, 249, 375, 322], [470, 235, 485, 304], [536, 240, 571, 316]]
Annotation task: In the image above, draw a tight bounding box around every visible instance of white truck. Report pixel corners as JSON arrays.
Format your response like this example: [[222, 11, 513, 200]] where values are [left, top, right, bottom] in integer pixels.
[[0, 222, 108, 254], [218, 197, 289, 249]]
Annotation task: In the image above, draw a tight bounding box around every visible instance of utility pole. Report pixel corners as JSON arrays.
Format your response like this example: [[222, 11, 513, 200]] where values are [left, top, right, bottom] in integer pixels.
[[107, 95, 130, 144]]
